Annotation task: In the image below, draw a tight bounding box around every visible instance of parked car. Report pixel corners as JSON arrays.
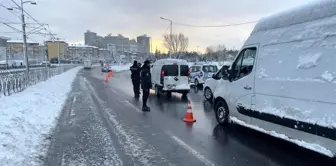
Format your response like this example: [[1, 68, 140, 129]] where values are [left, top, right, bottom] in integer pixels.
[[212, 0, 336, 157], [101, 63, 109, 72], [189, 63, 218, 87], [203, 65, 229, 101], [151, 59, 190, 98]]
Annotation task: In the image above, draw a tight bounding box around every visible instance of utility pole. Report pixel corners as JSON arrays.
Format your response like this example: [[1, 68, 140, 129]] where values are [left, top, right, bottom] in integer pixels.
[[21, 0, 29, 80]]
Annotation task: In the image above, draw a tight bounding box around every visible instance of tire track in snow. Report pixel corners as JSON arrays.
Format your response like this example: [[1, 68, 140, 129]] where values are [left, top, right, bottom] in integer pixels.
[[56, 76, 123, 166], [85, 78, 168, 166]]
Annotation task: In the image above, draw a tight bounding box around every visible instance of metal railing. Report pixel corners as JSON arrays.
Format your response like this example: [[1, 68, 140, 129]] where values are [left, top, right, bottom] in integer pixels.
[[0, 65, 78, 97]]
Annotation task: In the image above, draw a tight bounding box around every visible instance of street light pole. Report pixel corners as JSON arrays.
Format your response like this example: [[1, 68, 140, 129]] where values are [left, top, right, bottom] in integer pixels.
[[160, 17, 173, 59]]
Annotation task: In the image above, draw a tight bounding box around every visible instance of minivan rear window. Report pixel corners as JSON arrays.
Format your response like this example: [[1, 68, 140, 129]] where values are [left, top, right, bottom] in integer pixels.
[[180, 65, 189, 76], [162, 65, 178, 76], [203, 65, 218, 72]]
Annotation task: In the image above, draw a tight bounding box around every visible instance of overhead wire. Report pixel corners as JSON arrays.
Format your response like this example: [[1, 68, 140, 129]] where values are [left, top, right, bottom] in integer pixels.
[[173, 20, 258, 28]]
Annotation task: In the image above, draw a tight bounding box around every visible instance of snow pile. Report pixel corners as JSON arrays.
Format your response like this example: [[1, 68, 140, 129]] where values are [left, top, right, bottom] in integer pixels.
[[0, 66, 81, 165], [296, 53, 322, 69], [109, 63, 131, 72], [321, 70, 335, 82], [230, 117, 334, 157]]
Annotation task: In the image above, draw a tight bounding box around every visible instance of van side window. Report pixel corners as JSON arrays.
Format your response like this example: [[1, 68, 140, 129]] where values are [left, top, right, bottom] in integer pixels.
[[190, 66, 195, 72], [230, 47, 256, 81]]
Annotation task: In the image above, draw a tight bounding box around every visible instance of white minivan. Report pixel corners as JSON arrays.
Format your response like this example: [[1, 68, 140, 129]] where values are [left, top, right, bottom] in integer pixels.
[[84, 59, 92, 69], [212, 0, 336, 157], [151, 59, 190, 98]]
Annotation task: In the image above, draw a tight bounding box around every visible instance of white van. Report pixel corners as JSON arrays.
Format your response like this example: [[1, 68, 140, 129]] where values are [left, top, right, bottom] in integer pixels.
[[151, 59, 190, 97], [84, 59, 92, 69], [212, 0, 336, 157]]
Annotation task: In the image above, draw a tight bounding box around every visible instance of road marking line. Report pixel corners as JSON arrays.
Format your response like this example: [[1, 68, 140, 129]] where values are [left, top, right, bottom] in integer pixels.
[[110, 88, 117, 93], [125, 100, 142, 113], [70, 96, 76, 116], [167, 132, 216, 166]]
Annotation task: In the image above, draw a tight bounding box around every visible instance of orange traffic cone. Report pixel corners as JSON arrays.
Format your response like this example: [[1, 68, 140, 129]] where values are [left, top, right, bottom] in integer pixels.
[[183, 100, 196, 123], [105, 75, 109, 82]]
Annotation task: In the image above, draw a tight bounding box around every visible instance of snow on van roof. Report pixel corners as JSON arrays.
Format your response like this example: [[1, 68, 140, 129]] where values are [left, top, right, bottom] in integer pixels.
[[155, 58, 188, 65], [253, 0, 336, 33]]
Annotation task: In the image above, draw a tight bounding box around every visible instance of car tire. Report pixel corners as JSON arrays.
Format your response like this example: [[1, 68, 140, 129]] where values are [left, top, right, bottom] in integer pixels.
[[215, 99, 230, 125], [195, 79, 199, 87], [155, 85, 161, 97], [204, 87, 213, 101]]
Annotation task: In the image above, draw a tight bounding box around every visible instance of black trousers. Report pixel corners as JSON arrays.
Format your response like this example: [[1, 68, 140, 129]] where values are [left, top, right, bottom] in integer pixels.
[[132, 79, 140, 95], [142, 88, 150, 107]]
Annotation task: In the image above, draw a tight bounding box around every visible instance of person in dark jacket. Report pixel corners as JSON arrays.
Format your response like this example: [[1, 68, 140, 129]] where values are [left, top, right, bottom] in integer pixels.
[[141, 60, 152, 111], [130, 60, 142, 98]]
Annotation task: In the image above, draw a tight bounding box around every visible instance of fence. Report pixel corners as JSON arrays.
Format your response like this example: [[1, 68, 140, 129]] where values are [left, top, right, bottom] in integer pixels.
[[0, 65, 78, 97]]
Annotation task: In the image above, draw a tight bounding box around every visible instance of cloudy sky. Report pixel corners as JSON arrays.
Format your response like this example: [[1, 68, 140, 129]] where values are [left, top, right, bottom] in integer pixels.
[[0, 0, 316, 52]]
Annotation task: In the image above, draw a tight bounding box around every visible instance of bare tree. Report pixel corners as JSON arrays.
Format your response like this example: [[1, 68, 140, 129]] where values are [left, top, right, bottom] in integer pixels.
[[163, 33, 189, 57]]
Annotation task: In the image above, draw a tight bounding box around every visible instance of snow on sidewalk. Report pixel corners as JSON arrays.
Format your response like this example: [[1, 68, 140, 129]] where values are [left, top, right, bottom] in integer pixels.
[[0, 66, 82, 165]]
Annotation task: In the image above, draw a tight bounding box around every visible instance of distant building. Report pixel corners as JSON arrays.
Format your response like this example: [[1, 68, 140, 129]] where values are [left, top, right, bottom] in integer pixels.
[[98, 48, 111, 61], [7, 40, 40, 62], [66, 44, 99, 62], [84, 31, 151, 55], [45, 41, 67, 61], [84, 30, 104, 48], [0, 36, 10, 61], [137, 34, 150, 54]]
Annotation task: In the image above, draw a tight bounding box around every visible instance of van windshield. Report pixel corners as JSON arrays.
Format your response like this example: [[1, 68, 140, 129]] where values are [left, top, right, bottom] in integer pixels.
[[202, 65, 218, 72], [162, 65, 178, 76], [180, 65, 189, 76]]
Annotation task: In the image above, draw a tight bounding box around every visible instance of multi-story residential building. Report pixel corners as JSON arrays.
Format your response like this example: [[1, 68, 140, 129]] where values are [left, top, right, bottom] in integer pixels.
[[84, 30, 104, 48], [0, 36, 10, 61], [45, 40, 67, 61], [137, 34, 150, 54], [84, 31, 151, 55], [98, 48, 111, 61], [7, 40, 40, 63], [66, 44, 99, 62]]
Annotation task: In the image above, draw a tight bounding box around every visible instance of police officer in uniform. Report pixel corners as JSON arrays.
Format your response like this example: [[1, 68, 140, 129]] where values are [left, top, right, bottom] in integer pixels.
[[141, 60, 152, 111], [130, 60, 141, 98]]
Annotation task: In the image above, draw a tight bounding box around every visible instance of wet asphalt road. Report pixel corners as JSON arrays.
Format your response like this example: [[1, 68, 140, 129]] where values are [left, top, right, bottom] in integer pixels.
[[45, 67, 335, 166]]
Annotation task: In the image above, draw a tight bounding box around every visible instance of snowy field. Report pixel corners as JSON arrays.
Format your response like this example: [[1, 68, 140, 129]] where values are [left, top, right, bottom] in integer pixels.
[[0, 66, 82, 165]]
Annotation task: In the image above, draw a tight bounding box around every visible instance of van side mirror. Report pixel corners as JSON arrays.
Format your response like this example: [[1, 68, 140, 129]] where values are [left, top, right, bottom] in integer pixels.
[[212, 74, 217, 79], [221, 68, 231, 81]]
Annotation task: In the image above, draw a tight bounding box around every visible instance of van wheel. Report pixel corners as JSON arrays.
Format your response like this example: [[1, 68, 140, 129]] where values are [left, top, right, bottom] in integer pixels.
[[215, 100, 229, 125], [155, 85, 161, 97], [195, 79, 199, 87], [167, 92, 172, 98], [204, 87, 213, 101]]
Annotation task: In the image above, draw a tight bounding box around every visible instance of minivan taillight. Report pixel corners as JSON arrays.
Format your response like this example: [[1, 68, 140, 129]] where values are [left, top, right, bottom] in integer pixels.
[[160, 70, 165, 85], [187, 70, 190, 76]]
